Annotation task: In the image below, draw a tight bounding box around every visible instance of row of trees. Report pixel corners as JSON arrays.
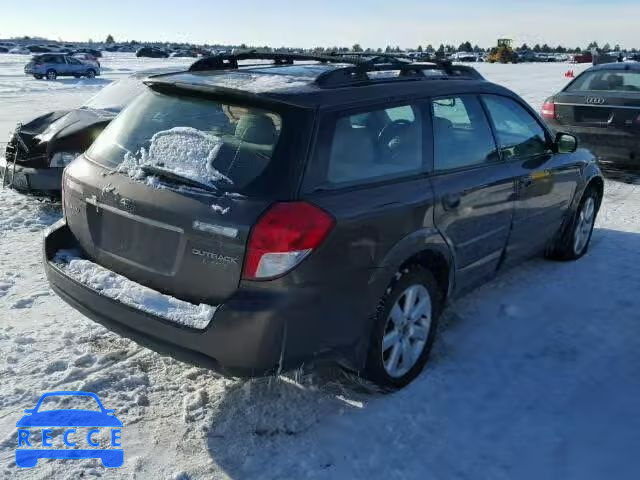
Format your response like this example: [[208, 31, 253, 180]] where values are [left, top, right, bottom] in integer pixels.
[[100, 34, 639, 55], [306, 42, 639, 55]]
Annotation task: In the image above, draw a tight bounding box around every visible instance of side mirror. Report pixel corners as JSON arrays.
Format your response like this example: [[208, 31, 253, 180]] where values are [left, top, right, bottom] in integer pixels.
[[555, 132, 578, 154]]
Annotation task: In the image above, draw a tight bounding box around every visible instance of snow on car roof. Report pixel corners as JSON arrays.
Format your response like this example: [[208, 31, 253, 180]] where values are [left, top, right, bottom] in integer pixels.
[[150, 64, 335, 95]]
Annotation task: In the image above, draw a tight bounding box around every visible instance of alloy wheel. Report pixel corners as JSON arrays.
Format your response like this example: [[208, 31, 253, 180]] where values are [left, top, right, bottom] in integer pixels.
[[573, 196, 595, 255], [382, 284, 432, 378]]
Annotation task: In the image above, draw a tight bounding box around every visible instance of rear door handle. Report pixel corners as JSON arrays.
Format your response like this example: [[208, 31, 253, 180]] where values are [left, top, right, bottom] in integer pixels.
[[442, 193, 461, 210]]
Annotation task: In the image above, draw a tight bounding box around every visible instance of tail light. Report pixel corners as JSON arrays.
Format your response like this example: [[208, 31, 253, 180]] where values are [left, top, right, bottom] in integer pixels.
[[541, 99, 556, 120], [243, 202, 335, 280]]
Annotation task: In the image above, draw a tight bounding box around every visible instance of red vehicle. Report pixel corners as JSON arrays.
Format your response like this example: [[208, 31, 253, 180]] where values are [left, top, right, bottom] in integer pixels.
[[571, 52, 593, 64]]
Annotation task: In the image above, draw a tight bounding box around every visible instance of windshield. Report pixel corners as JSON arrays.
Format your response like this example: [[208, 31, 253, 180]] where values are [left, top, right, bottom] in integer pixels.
[[86, 89, 282, 191], [37, 395, 101, 412], [567, 70, 640, 92], [83, 76, 147, 111]]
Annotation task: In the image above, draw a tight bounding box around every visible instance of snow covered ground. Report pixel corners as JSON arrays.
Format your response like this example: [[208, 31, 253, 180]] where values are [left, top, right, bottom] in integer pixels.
[[0, 54, 639, 479]]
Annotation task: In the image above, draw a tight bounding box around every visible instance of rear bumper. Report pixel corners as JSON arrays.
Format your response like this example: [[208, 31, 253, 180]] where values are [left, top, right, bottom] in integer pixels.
[[0, 157, 62, 193], [550, 123, 640, 166], [44, 221, 358, 376]]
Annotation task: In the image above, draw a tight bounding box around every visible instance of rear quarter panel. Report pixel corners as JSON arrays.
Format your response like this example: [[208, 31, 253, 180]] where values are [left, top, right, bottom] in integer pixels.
[[301, 177, 444, 364]]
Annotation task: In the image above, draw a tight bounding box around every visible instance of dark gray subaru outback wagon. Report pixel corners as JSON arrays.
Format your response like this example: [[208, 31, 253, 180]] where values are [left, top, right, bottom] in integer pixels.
[[44, 53, 604, 389]]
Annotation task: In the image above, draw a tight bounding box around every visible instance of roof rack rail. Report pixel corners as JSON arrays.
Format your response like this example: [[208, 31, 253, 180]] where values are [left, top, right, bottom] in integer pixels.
[[188, 50, 410, 72], [314, 60, 484, 88]]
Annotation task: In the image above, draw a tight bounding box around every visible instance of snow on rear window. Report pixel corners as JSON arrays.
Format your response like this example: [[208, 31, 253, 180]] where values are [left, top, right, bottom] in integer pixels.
[[53, 249, 217, 329], [87, 90, 282, 191], [117, 127, 232, 186]]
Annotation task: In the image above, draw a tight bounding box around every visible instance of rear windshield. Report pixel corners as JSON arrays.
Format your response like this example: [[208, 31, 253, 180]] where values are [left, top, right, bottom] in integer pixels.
[[86, 90, 283, 192], [567, 70, 640, 92], [83, 76, 146, 112]]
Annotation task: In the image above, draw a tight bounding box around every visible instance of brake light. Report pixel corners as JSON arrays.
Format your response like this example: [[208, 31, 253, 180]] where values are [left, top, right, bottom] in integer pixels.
[[243, 202, 335, 280], [541, 99, 556, 120]]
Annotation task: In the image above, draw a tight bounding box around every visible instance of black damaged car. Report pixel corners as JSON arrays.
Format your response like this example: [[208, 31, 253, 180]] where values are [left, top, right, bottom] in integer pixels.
[[542, 62, 640, 168], [1, 69, 177, 195]]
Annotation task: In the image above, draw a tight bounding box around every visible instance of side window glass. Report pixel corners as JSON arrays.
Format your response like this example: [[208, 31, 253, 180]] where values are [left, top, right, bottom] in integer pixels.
[[326, 103, 423, 185], [482, 95, 549, 159], [386, 105, 415, 122], [432, 96, 498, 171]]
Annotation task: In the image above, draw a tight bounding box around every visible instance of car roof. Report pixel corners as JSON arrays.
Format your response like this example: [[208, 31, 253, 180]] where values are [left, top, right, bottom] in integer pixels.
[[135, 67, 184, 78], [145, 61, 509, 109], [588, 62, 640, 72]]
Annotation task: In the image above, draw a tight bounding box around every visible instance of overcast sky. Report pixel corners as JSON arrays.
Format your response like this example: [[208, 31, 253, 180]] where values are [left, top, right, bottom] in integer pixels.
[[1, 0, 638, 48]]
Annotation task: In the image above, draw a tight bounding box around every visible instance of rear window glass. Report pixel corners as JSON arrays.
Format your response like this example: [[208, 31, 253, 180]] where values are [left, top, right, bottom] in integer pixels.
[[87, 90, 282, 192], [567, 71, 640, 92], [83, 76, 147, 112]]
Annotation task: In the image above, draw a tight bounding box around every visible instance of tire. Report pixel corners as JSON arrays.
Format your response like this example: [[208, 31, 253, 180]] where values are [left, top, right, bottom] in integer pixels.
[[363, 265, 443, 390], [73, 74, 81, 78], [85, 69, 96, 78], [547, 186, 600, 260], [33, 74, 43, 80], [45, 69, 57, 80]]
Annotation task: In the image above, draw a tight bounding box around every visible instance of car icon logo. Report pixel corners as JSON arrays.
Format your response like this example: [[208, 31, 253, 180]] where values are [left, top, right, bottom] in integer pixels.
[[585, 96, 606, 105], [15, 391, 123, 468]]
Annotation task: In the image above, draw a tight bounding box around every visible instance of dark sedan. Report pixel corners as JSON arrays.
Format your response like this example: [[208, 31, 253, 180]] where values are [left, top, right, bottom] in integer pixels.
[[542, 62, 640, 167], [1, 69, 177, 195]]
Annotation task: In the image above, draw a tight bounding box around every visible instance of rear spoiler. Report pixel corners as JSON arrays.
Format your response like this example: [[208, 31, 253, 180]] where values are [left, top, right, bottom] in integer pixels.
[[142, 80, 314, 110]]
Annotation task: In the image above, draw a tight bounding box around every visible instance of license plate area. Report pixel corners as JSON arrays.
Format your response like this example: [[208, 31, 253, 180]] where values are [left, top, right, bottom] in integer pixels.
[[86, 200, 184, 276]]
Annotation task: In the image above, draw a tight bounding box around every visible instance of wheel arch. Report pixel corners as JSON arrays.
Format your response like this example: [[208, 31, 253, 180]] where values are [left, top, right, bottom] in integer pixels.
[[370, 228, 455, 305], [585, 175, 604, 208], [343, 229, 455, 372]]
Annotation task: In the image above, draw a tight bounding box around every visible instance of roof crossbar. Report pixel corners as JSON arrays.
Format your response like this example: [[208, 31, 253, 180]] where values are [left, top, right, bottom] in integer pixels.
[[314, 61, 484, 88], [188, 50, 412, 72], [186, 50, 484, 89]]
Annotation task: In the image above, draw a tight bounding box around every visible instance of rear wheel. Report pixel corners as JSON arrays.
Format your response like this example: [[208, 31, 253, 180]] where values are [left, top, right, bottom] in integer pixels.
[[85, 69, 96, 78], [363, 265, 442, 390], [548, 187, 600, 260], [45, 69, 57, 80]]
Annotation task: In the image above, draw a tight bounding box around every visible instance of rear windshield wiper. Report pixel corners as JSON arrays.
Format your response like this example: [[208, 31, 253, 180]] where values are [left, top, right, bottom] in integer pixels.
[[140, 164, 219, 193]]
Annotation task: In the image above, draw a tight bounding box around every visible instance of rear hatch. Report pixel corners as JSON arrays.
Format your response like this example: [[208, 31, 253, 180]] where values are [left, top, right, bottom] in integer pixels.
[[554, 68, 640, 131], [63, 86, 311, 305], [554, 91, 640, 129]]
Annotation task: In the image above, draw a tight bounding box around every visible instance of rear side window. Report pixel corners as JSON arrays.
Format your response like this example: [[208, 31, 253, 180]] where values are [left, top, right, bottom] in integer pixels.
[[87, 90, 283, 192], [482, 95, 549, 159], [432, 95, 498, 171], [567, 70, 640, 92], [323, 103, 424, 186]]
